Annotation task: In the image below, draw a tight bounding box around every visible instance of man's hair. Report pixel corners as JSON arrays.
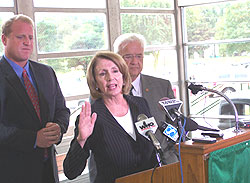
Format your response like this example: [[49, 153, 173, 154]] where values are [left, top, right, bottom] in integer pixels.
[[113, 33, 146, 54], [2, 14, 34, 36], [87, 51, 132, 100]]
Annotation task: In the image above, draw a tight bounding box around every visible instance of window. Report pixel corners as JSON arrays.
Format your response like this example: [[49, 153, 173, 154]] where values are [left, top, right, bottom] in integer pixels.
[[120, 0, 179, 97], [0, 0, 14, 7], [33, 0, 106, 8], [181, 0, 250, 129], [0, 0, 15, 55], [0, 12, 15, 54], [33, 0, 110, 105], [35, 12, 108, 53], [120, 0, 173, 9], [1, 0, 248, 181]]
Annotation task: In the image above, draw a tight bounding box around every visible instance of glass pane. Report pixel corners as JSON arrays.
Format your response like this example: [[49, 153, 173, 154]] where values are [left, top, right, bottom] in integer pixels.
[[186, 43, 250, 82], [188, 81, 250, 130], [0, 0, 14, 7], [43, 56, 92, 181], [0, 12, 15, 55], [33, 0, 106, 8], [185, 1, 250, 42], [35, 12, 108, 53], [121, 14, 175, 46], [171, 83, 179, 99], [38, 56, 91, 98], [143, 50, 178, 82], [120, 0, 173, 9]]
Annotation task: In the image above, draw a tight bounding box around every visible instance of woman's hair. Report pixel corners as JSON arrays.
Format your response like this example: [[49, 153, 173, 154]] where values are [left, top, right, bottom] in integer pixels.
[[113, 33, 146, 54], [2, 14, 34, 36], [87, 51, 132, 100]]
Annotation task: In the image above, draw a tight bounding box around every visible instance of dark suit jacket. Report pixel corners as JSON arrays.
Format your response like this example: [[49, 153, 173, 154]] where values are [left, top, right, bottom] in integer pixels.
[[0, 57, 70, 183], [63, 95, 157, 183], [140, 74, 179, 164]]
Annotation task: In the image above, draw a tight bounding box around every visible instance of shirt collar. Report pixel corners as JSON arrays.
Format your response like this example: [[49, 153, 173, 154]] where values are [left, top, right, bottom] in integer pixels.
[[131, 74, 142, 96], [4, 54, 30, 79]]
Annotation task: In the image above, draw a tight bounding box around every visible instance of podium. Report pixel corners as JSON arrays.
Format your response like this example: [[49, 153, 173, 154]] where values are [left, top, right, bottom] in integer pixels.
[[115, 128, 250, 183]]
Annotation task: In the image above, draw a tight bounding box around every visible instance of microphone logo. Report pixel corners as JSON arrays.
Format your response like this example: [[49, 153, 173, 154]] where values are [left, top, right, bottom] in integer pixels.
[[138, 121, 156, 131], [135, 116, 158, 141], [159, 98, 183, 121], [162, 124, 179, 141]]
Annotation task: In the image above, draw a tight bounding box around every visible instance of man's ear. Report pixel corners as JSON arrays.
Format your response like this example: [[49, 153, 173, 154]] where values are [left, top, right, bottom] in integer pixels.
[[1, 34, 7, 46]]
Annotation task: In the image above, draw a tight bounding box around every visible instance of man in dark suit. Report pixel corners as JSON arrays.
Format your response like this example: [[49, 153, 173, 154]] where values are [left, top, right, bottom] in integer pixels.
[[0, 14, 70, 183], [113, 33, 179, 164]]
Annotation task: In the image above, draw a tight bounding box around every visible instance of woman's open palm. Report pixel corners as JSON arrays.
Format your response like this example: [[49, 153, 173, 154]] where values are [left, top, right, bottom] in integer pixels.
[[77, 101, 97, 145]]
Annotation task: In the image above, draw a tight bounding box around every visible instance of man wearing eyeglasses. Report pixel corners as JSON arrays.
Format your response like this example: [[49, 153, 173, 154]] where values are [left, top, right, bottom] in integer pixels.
[[113, 33, 179, 164]]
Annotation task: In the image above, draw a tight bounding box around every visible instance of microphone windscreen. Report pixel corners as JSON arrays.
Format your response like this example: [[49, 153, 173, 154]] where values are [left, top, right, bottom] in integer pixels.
[[188, 83, 203, 94], [158, 97, 170, 111], [137, 114, 148, 121]]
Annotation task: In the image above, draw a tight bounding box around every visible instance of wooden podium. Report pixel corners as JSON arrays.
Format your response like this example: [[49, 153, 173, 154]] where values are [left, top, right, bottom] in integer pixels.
[[115, 128, 250, 183]]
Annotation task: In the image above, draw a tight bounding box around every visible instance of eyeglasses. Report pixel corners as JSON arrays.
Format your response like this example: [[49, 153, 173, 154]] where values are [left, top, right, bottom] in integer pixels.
[[122, 54, 144, 61]]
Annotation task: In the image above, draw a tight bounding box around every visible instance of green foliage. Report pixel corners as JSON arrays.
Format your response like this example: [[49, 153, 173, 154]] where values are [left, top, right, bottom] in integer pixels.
[[186, 1, 250, 58], [40, 56, 92, 75], [215, 1, 250, 56], [185, 6, 220, 58], [37, 20, 63, 52], [36, 14, 105, 73], [34, 0, 249, 74], [121, 14, 173, 45], [70, 18, 105, 50], [121, 0, 171, 8], [120, 0, 172, 66], [121, 0, 172, 46]]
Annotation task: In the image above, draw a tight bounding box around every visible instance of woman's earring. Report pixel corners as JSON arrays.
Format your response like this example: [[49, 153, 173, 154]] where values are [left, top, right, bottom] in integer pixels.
[[96, 87, 99, 90]]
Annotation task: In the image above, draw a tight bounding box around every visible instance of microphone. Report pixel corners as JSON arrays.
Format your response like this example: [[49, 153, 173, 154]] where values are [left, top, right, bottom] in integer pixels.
[[158, 97, 182, 122], [159, 97, 219, 132], [188, 83, 240, 132], [158, 121, 179, 142], [187, 83, 204, 95], [135, 114, 162, 153], [158, 97, 186, 141]]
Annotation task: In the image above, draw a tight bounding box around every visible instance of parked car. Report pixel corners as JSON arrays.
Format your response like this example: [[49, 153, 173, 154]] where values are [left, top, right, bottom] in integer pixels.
[[218, 91, 250, 130]]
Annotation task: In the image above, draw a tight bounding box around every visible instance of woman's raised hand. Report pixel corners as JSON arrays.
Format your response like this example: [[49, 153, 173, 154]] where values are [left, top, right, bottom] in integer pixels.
[[77, 101, 97, 148]]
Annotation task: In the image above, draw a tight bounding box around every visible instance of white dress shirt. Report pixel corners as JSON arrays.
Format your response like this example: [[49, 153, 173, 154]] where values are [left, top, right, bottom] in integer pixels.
[[131, 74, 142, 97]]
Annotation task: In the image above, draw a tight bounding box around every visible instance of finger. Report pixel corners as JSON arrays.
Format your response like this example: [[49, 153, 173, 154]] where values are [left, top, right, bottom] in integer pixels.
[[43, 130, 59, 137], [85, 101, 91, 117], [79, 106, 85, 125], [46, 134, 59, 141], [80, 104, 86, 120], [46, 122, 54, 127], [91, 112, 97, 125], [44, 123, 60, 132]]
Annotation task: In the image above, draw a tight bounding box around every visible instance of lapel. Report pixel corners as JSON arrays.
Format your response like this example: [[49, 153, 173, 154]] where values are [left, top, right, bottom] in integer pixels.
[[29, 61, 49, 125], [126, 95, 150, 141], [0, 58, 43, 127], [93, 96, 140, 137], [141, 74, 152, 99], [126, 95, 140, 123]]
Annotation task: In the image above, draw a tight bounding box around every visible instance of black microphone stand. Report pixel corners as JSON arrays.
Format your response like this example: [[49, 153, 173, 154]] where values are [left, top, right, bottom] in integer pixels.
[[188, 83, 241, 133]]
